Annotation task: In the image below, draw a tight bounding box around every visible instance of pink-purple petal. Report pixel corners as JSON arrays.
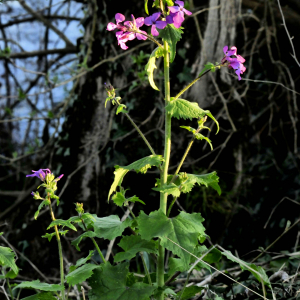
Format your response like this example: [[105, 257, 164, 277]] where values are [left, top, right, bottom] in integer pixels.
[[107, 23, 117, 31], [223, 46, 228, 54], [175, 0, 184, 7], [183, 8, 192, 16], [152, 12, 161, 21], [173, 11, 184, 27], [136, 31, 148, 40], [151, 25, 159, 36], [115, 13, 125, 24], [156, 20, 167, 29], [168, 6, 180, 13], [136, 17, 144, 28], [144, 16, 154, 26]]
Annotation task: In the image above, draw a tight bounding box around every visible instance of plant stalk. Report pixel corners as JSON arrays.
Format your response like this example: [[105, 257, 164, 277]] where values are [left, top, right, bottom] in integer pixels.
[[157, 39, 171, 300], [48, 195, 65, 300]]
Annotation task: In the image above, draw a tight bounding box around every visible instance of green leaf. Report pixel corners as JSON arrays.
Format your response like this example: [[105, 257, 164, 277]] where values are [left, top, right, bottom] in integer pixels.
[[74, 250, 95, 268], [0, 246, 18, 273], [13, 280, 64, 292], [5, 267, 19, 279], [71, 231, 97, 251], [138, 210, 206, 267], [194, 133, 213, 150], [178, 172, 221, 195], [198, 62, 215, 77], [152, 183, 181, 197], [145, 47, 163, 91], [177, 286, 204, 300], [88, 262, 156, 300], [20, 292, 57, 300], [222, 250, 271, 288], [137, 210, 173, 241], [116, 104, 128, 115], [144, 0, 149, 14], [166, 99, 207, 120], [66, 263, 99, 286], [114, 235, 158, 263], [47, 219, 77, 231], [42, 230, 68, 242], [34, 200, 50, 220], [93, 215, 133, 240], [168, 257, 188, 277], [108, 155, 163, 201], [18, 88, 26, 101], [157, 24, 183, 62], [112, 190, 145, 207]]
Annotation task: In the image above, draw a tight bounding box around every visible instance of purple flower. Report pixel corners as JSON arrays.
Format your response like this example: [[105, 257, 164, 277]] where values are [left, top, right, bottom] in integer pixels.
[[144, 12, 167, 36], [31, 191, 35, 196], [107, 13, 127, 32], [168, 0, 192, 28], [124, 15, 148, 41], [222, 46, 246, 81], [26, 169, 51, 181]]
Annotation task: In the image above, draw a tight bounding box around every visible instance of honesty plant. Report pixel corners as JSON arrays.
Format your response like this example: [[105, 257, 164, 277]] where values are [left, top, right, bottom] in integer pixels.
[[1, 2, 278, 300]]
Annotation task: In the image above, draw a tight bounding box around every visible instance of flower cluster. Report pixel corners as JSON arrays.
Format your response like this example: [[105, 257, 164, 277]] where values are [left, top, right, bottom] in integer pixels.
[[106, 0, 191, 49], [26, 168, 64, 182], [222, 46, 246, 81]]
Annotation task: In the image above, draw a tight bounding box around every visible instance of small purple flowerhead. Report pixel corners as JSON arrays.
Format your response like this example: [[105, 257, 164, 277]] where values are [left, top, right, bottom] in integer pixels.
[[222, 46, 246, 81], [26, 169, 51, 181], [31, 191, 35, 196], [144, 12, 167, 36], [168, 0, 192, 28]]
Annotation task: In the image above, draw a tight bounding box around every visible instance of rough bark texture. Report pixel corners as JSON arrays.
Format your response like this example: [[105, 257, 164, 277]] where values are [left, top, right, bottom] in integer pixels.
[[189, 0, 239, 107]]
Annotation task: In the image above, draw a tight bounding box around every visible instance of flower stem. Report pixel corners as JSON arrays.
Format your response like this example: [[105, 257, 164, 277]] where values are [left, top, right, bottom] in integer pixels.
[[173, 69, 212, 101], [157, 39, 171, 300], [115, 99, 156, 156], [48, 196, 65, 300]]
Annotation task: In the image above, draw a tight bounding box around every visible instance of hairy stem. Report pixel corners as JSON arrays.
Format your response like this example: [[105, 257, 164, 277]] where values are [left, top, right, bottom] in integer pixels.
[[157, 39, 171, 300], [48, 195, 65, 300]]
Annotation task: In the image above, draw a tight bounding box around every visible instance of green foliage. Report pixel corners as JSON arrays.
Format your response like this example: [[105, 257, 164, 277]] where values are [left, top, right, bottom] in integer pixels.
[[116, 104, 128, 115], [144, 0, 149, 14], [93, 215, 133, 240], [145, 47, 164, 91], [114, 235, 158, 262], [0, 246, 18, 274], [71, 250, 95, 271], [108, 155, 164, 201], [42, 230, 68, 242], [0, 47, 10, 57], [20, 292, 57, 300], [112, 187, 145, 207], [152, 183, 181, 197], [198, 62, 215, 77], [177, 286, 204, 300], [88, 262, 156, 300], [138, 210, 206, 267], [158, 24, 183, 62], [13, 280, 64, 292], [222, 250, 271, 288], [47, 219, 77, 231], [34, 200, 50, 220], [66, 263, 99, 286], [71, 231, 97, 251], [180, 126, 213, 150], [168, 257, 187, 277]]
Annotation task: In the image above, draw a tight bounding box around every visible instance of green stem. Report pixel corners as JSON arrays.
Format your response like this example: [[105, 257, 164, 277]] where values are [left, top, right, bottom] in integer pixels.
[[178, 271, 192, 300], [48, 196, 65, 300], [81, 220, 106, 264], [140, 252, 152, 285], [115, 99, 156, 156], [173, 69, 212, 101], [157, 39, 172, 300], [7, 277, 14, 300], [167, 196, 177, 217]]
